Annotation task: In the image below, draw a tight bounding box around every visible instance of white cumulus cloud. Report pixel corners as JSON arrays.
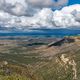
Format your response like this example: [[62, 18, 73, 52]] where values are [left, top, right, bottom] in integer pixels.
[[0, 4, 80, 31], [0, 0, 38, 16], [0, 0, 68, 17]]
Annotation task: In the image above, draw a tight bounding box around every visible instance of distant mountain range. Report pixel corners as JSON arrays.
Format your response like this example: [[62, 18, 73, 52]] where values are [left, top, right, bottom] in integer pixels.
[[0, 28, 79, 37]]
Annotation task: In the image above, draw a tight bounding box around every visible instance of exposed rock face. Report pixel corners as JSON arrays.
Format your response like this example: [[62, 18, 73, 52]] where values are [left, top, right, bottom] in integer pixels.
[[60, 54, 77, 80], [36, 37, 80, 57], [47, 37, 75, 47]]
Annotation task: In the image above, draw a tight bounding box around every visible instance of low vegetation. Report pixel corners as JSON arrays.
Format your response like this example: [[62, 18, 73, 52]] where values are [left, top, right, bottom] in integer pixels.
[[0, 36, 80, 80]]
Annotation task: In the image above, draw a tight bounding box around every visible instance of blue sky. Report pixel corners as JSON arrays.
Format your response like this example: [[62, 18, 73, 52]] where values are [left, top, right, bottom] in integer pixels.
[[54, 0, 80, 6], [52, 0, 80, 10], [69, 0, 80, 5]]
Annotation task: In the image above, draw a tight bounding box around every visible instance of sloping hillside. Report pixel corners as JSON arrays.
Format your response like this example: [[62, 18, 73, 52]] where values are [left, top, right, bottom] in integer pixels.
[[31, 37, 80, 80], [0, 37, 80, 80]]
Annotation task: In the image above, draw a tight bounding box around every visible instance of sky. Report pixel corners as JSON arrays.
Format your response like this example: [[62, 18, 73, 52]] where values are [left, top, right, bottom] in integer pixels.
[[69, 0, 80, 5], [0, 0, 80, 31], [54, 0, 80, 5]]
